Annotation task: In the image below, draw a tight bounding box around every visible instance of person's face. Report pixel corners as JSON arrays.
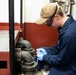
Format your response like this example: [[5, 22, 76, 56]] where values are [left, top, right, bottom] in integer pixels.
[[44, 15, 60, 29], [51, 15, 60, 28]]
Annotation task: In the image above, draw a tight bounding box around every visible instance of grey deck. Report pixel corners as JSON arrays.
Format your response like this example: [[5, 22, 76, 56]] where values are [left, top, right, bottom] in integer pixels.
[[0, 30, 19, 52]]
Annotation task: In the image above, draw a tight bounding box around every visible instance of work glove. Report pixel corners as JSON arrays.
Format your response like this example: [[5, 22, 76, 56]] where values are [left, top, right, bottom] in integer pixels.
[[36, 48, 47, 55], [37, 52, 44, 61], [36, 48, 47, 61]]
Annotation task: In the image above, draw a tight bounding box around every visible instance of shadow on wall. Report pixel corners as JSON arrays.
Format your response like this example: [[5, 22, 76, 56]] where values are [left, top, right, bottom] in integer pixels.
[[23, 23, 58, 50]]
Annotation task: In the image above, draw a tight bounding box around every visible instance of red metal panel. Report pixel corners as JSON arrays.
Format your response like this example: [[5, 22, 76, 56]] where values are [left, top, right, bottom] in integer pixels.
[[0, 23, 20, 30], [0, 52, 10, 75], [0, 23, 20, 75], [23, 23, 58, 49]]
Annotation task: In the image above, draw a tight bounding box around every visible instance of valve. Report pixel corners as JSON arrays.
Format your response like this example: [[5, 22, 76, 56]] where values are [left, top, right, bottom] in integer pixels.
[[15, 48, 37, 72], [16, 38, 35, 56]]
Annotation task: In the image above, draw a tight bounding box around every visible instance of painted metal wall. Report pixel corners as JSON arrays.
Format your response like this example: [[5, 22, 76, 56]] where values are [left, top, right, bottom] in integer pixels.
[[72, 1, 76, 20], [24, 0, 50, 22], [0, 0, 20, 23]]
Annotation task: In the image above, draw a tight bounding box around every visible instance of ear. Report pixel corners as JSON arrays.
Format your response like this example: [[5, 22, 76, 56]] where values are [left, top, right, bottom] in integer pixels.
[[54, 14, 59, 21]]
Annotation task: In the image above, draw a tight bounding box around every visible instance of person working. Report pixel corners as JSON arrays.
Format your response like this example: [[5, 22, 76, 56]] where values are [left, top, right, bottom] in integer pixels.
[[35, 3, 76, 75]]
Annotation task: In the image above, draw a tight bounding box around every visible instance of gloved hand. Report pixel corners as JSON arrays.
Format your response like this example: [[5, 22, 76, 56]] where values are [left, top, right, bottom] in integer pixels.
[[36, 48, 47, 61], [36, 48, 47, 55], [37, 52, 44, 61]]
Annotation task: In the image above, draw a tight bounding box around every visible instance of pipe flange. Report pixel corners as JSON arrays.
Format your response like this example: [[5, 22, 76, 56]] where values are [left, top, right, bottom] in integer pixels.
[[23, 61, 34, 66], [23, 47, 33, 51], [21, 40, 32, 48], [18, 40, 32, 48], [23, 48, 35, 56], [21, 51, 33, 62], [15, 50, 22, 61], [21, 61, 37, 72], [15, 48, 22, 52]]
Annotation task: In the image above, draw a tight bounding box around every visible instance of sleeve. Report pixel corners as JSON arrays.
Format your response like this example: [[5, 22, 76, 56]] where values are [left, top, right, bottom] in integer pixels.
[[41, 45, 60, 55], [41, 38, 61, 55], [43, 36, 76, 66]]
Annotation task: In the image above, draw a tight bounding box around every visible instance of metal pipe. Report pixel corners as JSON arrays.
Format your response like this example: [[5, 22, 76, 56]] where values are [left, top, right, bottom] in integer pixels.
[[20, 0, 23, 28], [9, 0, 16, 75], [70, 0, 75, 14], [70, 0, 72, 14]]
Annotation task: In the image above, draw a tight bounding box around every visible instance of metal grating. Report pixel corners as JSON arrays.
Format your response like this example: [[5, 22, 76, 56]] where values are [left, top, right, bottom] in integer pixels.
[[0, 30, 19, 52]]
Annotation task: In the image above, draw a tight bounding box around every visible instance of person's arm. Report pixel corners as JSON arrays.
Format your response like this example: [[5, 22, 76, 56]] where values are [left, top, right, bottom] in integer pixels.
[[38, 39, 61, 55], [41, 44, 60, 55], [43, 35, 76, 65]]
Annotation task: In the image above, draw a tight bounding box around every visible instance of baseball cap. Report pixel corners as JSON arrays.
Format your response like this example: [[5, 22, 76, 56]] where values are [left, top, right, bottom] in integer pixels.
[[35, 3, 58, 25]]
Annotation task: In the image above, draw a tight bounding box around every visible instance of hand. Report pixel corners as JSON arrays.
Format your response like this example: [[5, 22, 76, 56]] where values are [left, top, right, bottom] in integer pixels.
[[37, 52, 44, 61], [36, 48, 47, 55], [36, 48, 47, 61]]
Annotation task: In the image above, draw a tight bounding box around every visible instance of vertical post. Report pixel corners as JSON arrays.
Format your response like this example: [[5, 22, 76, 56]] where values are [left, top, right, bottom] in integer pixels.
[[20, 0, 23, 28], [70, 0, 72, 14], [9, 0, 15, 75], [70, 0, 75, 14]]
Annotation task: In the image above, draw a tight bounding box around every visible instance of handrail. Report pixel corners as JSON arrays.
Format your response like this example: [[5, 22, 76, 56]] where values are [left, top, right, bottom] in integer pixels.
[[9, 0, 16, 75]]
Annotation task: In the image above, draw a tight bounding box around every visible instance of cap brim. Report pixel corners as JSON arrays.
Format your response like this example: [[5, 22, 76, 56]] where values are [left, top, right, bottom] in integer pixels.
[[35, 17, 48, 25]]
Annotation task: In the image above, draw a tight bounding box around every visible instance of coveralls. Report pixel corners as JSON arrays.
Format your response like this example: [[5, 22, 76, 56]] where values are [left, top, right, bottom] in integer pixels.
[[35, 15, 76, 75]]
